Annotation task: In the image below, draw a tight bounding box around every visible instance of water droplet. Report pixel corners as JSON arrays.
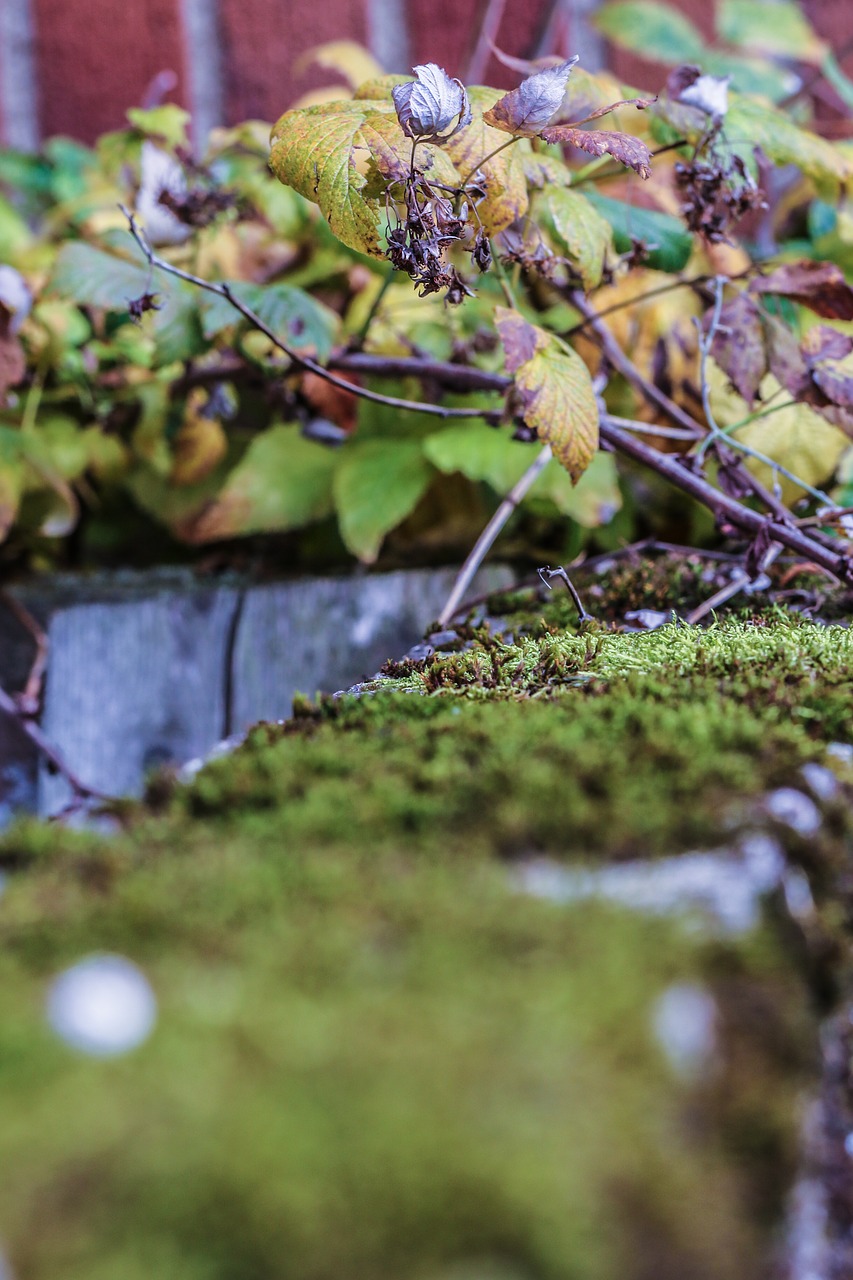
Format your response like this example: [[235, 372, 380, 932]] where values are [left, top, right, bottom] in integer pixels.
[[47, 955, 157, 1056]]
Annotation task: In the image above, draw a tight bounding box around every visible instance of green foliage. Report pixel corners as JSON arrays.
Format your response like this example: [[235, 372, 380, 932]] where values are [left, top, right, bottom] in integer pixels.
[[1, 34, 853, 573]]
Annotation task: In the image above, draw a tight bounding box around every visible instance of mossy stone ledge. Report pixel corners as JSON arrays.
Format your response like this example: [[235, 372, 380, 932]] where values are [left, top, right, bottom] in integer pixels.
[[1, 573, 852, 1280]]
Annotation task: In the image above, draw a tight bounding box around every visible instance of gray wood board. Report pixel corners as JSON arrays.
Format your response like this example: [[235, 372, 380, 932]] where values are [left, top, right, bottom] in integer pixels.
[[4, 565, 514, 817]]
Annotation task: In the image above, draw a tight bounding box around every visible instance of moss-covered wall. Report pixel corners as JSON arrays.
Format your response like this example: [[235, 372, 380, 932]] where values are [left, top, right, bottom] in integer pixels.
[[1, 563, 852, 1279]]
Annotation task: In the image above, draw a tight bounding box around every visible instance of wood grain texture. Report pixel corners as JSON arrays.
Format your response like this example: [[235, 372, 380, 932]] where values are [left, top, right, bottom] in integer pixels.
[[230, 565, 514, 729], [38, 586, 241, 815]]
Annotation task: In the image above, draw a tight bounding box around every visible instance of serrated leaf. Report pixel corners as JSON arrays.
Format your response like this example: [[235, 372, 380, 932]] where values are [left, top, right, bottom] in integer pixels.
[[270, 100, 393, 256], [333, 438, 434, 562], [592, 0, 705, 63], [199, 282, 340, 359], [538, 187, 613, 290], [496, 308, 599, 483], [540, 125, 651, 178], [360, 113, 462, 192], [483, 59, 579, 137], [176, 426, 337, 543], [442, 88, 530, 235]]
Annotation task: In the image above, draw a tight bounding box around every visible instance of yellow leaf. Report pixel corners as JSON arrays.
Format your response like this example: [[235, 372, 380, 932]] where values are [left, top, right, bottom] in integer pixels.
[[496, 307, 599, 482]]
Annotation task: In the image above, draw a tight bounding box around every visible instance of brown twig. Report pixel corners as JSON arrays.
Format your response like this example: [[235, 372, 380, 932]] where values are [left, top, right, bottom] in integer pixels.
[[120, 206, 504, 423], [0, 682, 112, 803], [0, 592, 48, 715]]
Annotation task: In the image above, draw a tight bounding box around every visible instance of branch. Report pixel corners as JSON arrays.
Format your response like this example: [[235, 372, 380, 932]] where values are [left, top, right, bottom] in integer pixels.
[[437, 444, 553, 626], [0, 682, 113, 804], [120, 206, 503, 423]]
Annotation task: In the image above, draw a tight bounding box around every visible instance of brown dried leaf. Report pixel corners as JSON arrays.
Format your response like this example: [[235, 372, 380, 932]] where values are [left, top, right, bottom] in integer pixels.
[[751, 261, 853, 321], [483, 58, 578, 136], [539, 125, 651, 178], [496, 307, 599, 482], [709, 293, 767, 405]]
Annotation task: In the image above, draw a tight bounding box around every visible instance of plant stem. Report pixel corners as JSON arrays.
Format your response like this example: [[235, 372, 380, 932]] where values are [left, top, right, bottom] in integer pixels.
[[438, 444, 553, 626], [120, 206, 502, 423]]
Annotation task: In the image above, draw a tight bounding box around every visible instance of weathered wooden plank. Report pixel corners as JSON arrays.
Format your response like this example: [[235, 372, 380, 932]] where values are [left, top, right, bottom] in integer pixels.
[[38, 586, 241, 815], [230, 565, 514, 731]]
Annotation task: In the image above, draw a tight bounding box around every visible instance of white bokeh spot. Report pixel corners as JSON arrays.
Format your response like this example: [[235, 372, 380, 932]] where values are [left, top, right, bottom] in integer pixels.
[[46, 954, 157, 1056]]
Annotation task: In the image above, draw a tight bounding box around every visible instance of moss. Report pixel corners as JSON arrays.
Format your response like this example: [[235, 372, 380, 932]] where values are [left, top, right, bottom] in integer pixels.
[[1, 579, 852, 1279]]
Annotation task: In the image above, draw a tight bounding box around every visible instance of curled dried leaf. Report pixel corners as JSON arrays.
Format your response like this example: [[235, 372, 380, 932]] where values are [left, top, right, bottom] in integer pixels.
[[392, 64, 472, 143], [483, 57, 579, 136], [539, 125, 651, 178]]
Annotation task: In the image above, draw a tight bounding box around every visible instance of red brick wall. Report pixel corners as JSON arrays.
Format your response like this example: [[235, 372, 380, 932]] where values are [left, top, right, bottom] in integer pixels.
[[0, 0, 848, 148]]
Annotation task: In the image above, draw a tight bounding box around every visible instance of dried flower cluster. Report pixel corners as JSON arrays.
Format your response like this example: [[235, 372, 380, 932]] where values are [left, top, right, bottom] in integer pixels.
[[675, 150, 766, 244]]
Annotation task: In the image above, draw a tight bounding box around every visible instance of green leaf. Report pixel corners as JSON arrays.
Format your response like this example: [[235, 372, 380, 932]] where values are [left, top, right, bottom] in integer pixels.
[[717, 0, 825, 61], [538, 188, 614, 289], [333, 439, 434, 562], [723, 97, 851, 200], [592, 1, 705, 63], [199, 283, 340, 359], [496, 308, 599, 483], [269, 100, 392, 257], [175, 426, 338, 543], [443, 88, 530, 236], [582, 192, 693, 273], [424, 423, 620, 525], [49, 241, 152, 311], [152, 281, 206, 366], [126, 105, 191, 149]]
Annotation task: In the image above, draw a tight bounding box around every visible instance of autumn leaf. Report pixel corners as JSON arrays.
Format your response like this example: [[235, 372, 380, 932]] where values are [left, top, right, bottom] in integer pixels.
[[496, 307, 599, 482], [483, 58, 578, 136], [538, 187, 613, 290], [443, 88, 530, 235], [710, 292, 767, 404], [270, 100, 395, 256], [391, 63, 471, 143], [539, 125, 651, 178], [751, 260, 853, 322]]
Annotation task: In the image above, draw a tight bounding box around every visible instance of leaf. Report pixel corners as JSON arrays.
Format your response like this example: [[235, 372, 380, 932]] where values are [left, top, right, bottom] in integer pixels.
[[359, 113, 461, 192], [539, 125, 651, 178], [295, 41, 384, 91], [751, 261, 853, 322], [592, 0, 706, 63], [269, 100, 392, 256], [538, 187, 614, 290], [496, 308, 599, 483], [391, 64, 471, 142], [49, 241, 152, 311], [483, 59, 579, 136], [582, 192, 693, 272], [424, 423, 620, 525], [126, 105, 191, 149], [170, 393, 229, 487], [333, 439, 434, 562], [442, 88, 530, 235], [717, 0, 825, 62], [152, 281, 206, 367], [199, 282, 341, 359], [709, 362, 849, 503], [710, 293, 767, 405], [720, 97, 851, 199], [176, 426, 337, 543]]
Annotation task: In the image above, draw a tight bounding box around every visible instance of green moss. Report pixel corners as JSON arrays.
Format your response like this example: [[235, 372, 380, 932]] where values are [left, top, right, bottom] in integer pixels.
[[1, 599, 851, 1279]]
